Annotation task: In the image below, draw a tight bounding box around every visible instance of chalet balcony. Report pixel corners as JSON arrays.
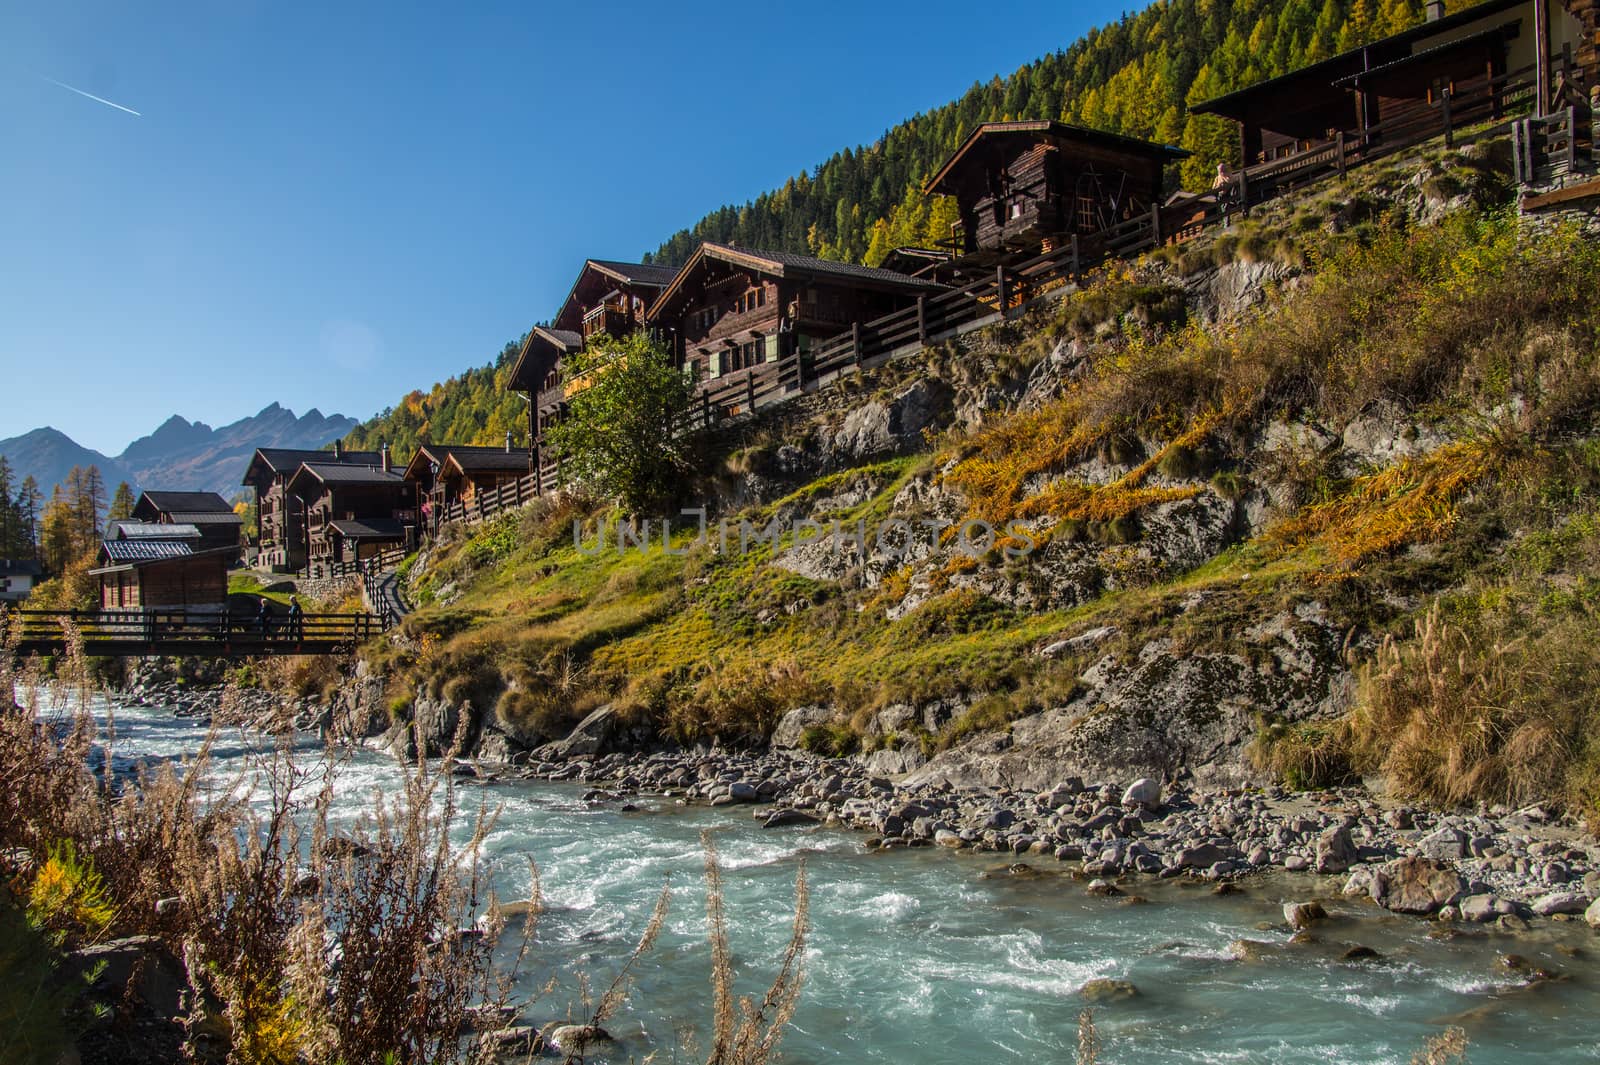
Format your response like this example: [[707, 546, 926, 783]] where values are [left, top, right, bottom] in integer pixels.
[[581, 304, 630, 340]]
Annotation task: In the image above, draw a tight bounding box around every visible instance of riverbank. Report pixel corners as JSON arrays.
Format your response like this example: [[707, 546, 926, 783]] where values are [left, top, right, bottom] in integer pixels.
[[114, 673, 1600, 940]]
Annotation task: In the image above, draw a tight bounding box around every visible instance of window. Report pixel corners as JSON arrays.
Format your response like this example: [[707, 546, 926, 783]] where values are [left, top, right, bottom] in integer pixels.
[[763, 334, 780, 362], [707, 350, 723, 379]]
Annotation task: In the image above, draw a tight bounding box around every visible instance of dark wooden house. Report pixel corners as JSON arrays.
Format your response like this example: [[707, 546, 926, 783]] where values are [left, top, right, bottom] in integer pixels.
[[402, 441, 531, 530], [508, 260, 678, 490], [131, 490, 243, 560], [923, 121, 1187, 257], [242, 442, 381, 572], [1189, 0, 1591, 167], [286, 453, 417, 569], [646, 243, 944, 399], [91, 539, 229, 611]]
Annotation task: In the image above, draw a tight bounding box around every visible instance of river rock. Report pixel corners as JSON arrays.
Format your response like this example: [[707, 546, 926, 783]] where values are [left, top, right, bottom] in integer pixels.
[[1372, 857, 1463, 915], [543, 1024, 612, 1053], [1079, 978, 1139, 1002], [1530, 891, 1591, 917], [1315, 826, 1359, 874], [69, 935, 185, 1019], [770, 705, 833, 749], [727, 781, 761, 803], [934, 829, 965, 848], [1458, 894, 1515, 922], [1587, 897, 1600, 928], [1284, 901, 1327, 930], [1121, 778, 1162, 809], [764, 808, 819, 829], [1418, 826, 1469, 862]]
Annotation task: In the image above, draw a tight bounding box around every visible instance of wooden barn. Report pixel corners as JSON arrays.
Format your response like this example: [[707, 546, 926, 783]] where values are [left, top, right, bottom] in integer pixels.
[[646, 242, 944, 395], [286, 450, 416, 569], [508, 259, 677, 491], [923, 120, 1187, 257], [402, 441, 531, 530], [92, 539, 229, 611], [131, 490, 243, 559], [1189, 0, 1593, 171], [242, 442, 382, 572]]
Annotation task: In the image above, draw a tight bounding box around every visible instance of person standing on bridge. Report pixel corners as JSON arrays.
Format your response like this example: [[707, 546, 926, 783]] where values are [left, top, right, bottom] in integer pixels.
[[256, 596, 273, 641], [287, 596, 304, 642]]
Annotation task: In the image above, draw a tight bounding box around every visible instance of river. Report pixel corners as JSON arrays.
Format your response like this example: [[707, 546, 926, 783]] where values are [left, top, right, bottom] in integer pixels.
[[87, 697, 1599, 1064]]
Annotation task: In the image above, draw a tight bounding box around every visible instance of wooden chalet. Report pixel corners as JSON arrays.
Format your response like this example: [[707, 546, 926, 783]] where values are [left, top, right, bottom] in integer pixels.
[[285, 449, 417, 569], [242, 441, 381, 572], [647, 243, 944, 404], [923, 121, 1187, 258], [402, 441, 530, 530], [508, 259, 678, 490], [1189, 0, 1594, 168], [131, 490, 243, 559], [91, 537, 229, 611]]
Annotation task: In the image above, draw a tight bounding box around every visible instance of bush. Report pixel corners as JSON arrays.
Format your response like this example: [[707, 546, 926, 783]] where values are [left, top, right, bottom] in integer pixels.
[[798, 722, 859, 758]]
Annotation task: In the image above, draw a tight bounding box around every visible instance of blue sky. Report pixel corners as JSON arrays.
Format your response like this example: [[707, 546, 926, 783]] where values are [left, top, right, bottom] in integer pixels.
[[2, 1, 1115, 454]]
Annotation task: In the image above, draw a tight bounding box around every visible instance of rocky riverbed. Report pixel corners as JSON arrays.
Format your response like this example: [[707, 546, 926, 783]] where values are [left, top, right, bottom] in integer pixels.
[[114, 666, 1600, 940]]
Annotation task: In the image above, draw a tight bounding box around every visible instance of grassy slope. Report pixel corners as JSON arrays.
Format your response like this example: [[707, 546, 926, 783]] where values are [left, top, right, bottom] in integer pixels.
[[380, 139, 1600, 820]]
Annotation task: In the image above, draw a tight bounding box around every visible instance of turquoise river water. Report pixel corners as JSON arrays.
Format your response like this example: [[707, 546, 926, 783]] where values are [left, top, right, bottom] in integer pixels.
[[88, 698, 1600, 1064]]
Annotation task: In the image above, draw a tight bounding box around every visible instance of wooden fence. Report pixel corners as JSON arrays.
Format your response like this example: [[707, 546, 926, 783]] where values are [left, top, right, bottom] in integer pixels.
[[5, 608, 385, 658]]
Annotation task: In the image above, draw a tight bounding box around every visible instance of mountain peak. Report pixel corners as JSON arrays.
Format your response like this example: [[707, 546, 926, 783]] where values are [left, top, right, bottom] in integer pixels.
[[0, 401, 356, 501]]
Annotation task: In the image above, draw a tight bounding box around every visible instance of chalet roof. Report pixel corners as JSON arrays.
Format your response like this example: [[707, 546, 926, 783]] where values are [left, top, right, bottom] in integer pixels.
[[1331, 23, 1518, 86], [165, 510, 244, 526], [90, 543, 235, 575], [587, 260, 679, 287], [403, 444, 528, 481], [924, 120, 1188, 197], [135, 490, 233, 515], [288, 462, 407, 491], [328, 518, 406, 540], [648, 242, 945, 319], [101, 539, 195, 563], [0, 559, 43, 578], [242, 446, 382, 485], [109, 520, 202, 540], [1189, 0, 1526, 118], [553, 260, 679, 334], [879, 246, 953, 277], [507, 326, 585, 393]]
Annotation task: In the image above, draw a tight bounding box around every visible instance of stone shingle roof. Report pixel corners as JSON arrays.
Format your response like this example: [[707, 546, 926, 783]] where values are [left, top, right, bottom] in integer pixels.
[[102, 539, 195, 563]]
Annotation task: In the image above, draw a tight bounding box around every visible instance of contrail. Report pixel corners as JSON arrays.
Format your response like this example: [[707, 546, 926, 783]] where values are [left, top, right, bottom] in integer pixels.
[[43, 77, 141, 116]]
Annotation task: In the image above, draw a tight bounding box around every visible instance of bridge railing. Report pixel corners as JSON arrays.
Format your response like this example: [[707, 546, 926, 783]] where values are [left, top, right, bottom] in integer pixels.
[[4, 608, 385, 653]]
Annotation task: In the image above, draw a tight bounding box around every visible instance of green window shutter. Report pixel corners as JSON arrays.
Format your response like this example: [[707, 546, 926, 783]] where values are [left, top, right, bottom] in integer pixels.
[[764, 335, 780, 362], [708, 350, 722, 379]]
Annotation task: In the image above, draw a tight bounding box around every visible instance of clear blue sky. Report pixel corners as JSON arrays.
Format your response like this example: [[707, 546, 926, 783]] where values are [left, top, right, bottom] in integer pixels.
[[2, 1, 1116, 455]]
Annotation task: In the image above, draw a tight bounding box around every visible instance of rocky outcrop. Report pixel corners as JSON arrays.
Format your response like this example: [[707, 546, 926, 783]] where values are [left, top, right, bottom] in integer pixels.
[[904, 607, 1351, 792]]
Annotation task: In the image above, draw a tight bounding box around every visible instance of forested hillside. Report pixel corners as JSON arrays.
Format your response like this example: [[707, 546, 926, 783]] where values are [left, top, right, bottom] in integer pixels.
[[343, 340, 529, 456], [646, 0, 1435, 267]]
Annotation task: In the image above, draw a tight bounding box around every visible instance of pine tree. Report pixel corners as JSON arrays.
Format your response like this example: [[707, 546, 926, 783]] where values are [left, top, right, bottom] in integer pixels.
[[108, 482, 136, 522]]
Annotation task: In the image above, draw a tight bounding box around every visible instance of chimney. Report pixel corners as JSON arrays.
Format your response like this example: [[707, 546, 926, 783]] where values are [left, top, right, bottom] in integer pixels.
[[333, 439, 343, 459], [380, 441, 392, 473], [1425, 0, 1444, 20], [505, 430, 513, 453]]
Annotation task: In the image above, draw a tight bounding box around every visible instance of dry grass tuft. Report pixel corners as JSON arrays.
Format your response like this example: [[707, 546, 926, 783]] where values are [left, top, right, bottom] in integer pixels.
[[702, 830, 809, 1065], [1347, 598, 1600, 816]]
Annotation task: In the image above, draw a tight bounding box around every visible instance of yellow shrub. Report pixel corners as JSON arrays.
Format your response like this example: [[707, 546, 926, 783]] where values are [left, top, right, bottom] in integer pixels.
[[28, 841, 114, 938]]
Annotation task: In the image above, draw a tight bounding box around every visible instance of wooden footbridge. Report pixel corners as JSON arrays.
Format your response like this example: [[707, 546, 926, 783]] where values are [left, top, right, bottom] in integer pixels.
[[4, 609, 386, 658]]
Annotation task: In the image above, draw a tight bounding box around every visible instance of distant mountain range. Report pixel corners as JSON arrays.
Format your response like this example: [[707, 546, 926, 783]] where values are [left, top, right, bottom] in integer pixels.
[[0, 403, 358, 502]]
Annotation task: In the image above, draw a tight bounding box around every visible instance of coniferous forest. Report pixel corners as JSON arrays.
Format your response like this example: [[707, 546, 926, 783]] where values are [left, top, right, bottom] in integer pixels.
[[646, 0, 1432, 267]]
